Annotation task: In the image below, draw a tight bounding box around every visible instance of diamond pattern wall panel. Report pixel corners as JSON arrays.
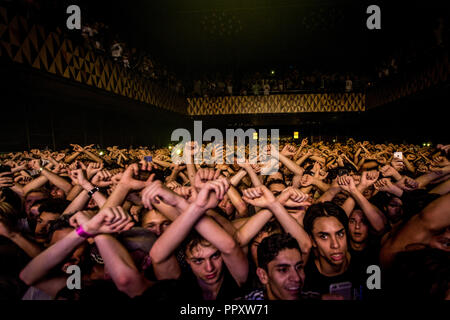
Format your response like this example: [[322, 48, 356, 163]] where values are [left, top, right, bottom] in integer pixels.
[[187, 93, 366, 115], [0, 6, 187, 114]]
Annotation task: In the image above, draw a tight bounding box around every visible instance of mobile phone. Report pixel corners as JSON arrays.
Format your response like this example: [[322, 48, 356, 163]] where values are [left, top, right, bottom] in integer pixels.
[[144, 156, 153, 162], [329, 281, 353, 300], [393, 152, 403, 160]]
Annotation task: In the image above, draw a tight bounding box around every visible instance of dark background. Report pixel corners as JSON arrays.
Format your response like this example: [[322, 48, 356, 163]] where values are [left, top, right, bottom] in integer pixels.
[[1, 0, 449, 151]]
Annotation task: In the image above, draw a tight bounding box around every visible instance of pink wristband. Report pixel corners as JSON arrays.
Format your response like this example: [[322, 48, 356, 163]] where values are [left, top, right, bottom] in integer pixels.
[[76, 225, 95, 238]]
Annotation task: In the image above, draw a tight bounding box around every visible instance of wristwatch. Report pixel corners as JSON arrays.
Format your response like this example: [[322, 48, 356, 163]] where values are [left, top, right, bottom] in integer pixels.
[[88, 186, 100, 197]]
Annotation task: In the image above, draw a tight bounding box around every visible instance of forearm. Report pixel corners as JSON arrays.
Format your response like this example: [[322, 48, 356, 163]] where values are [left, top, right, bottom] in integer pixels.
[[312, 179, 330, 193], [63, 190, 90, 215], [20, 230, 85, 285], [186, 162, 197, 187], [10, 183, 24, 198], [245, 166, 262, 187], [279, 154, 305, 176], [300, 186, 313, 195], [356, 157, 365, 171], [178, 171, 190, 184], [229, 169, 247, 187], [206, 209, 237, 236], [23, 175, 48, 195], [227, 186, 248, 218], [317, 186, 341, 203], [293, 146, 304, 161], [150, 203, 204, 263], [9, 232, 42, 258], [152, 159, 172, 168], [94, 234, 150, 297], [65, 152, 81, 163], [295, 154, 310, 166], [65, 185, 83, 201], [341, 196, 356, 216], [234, 209, 272, 246], [429, 178, 450, 195], [349, 189, 386, 232], [385, 185, 404, 197], [194, 215, 239, 254], [166, 169, 180, 183], [429, 172, 450, 185], [361, 161, 379, 170], [354, 148, 362, 163], [101, 183, 131, 209], [268, 201, 311, 253], [415, 171, 442, 189], [41, 169, 72, 194], [82, 150, 103, 163], [402, 157, 415, 173]]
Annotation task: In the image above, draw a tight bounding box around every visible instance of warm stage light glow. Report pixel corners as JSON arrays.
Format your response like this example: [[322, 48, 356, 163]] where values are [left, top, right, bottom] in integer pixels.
[[253, 132, 258, 140], [294, 131, 299, 139]]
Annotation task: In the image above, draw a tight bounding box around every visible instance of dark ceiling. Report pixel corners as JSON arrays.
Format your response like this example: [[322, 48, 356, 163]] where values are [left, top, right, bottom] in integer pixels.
[[55, 0, 449, 75]]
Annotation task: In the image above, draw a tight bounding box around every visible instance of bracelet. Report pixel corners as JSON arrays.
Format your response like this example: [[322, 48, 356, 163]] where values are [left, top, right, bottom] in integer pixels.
[[76, 225, 95, 238], [88, 186, 100, 197]]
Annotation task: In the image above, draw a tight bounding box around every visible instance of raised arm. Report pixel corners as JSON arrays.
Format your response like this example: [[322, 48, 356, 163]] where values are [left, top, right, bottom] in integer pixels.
[[40, 168, 72, 195], [243, 186, 312, 258], [338, 175, 387, 233], [148, 178, 249, 285]]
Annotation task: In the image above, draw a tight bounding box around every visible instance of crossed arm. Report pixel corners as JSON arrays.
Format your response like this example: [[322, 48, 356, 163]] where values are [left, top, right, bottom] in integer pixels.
[[147, 179, 249, 286]]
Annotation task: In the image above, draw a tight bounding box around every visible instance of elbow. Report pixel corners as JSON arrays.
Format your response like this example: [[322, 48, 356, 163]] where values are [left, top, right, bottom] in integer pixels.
[[235, 202, 248, 216], [299, 237, 312, 254], [19, 269, 35, 286], [114, 270, 142, 298], [149, 246, 165, 265], [372, 222, 386, 234], [221, 238, 240, 256]]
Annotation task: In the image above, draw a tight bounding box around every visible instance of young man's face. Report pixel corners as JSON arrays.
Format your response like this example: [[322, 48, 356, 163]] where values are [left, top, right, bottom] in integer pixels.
[[186, 243, 224, 285], [34, 211, 60, 243], [348, 210, 369, 245], [386, 197, 403, 222], [25, 192, 48, 217], [312, 216, 348, 266], [50, 186, 65, 199], [141, 210, 171, 237], [257, 248, 305, 300], [218, 195, 234, 217]]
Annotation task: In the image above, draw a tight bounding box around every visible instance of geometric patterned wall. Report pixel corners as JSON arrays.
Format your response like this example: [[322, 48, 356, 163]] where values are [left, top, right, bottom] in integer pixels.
[[366, 48, 449, 109], [188, 93, 365, 115], [0, 6, 187, 114]]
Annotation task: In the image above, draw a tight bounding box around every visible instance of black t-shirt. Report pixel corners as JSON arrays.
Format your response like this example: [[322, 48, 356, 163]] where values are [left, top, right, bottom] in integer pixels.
[[348, 239, 384, 300], [136, 267, 244, 301], [302, 256, 365, 300], [348, 238, 381, 273], [56, 279, 131, 300]]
